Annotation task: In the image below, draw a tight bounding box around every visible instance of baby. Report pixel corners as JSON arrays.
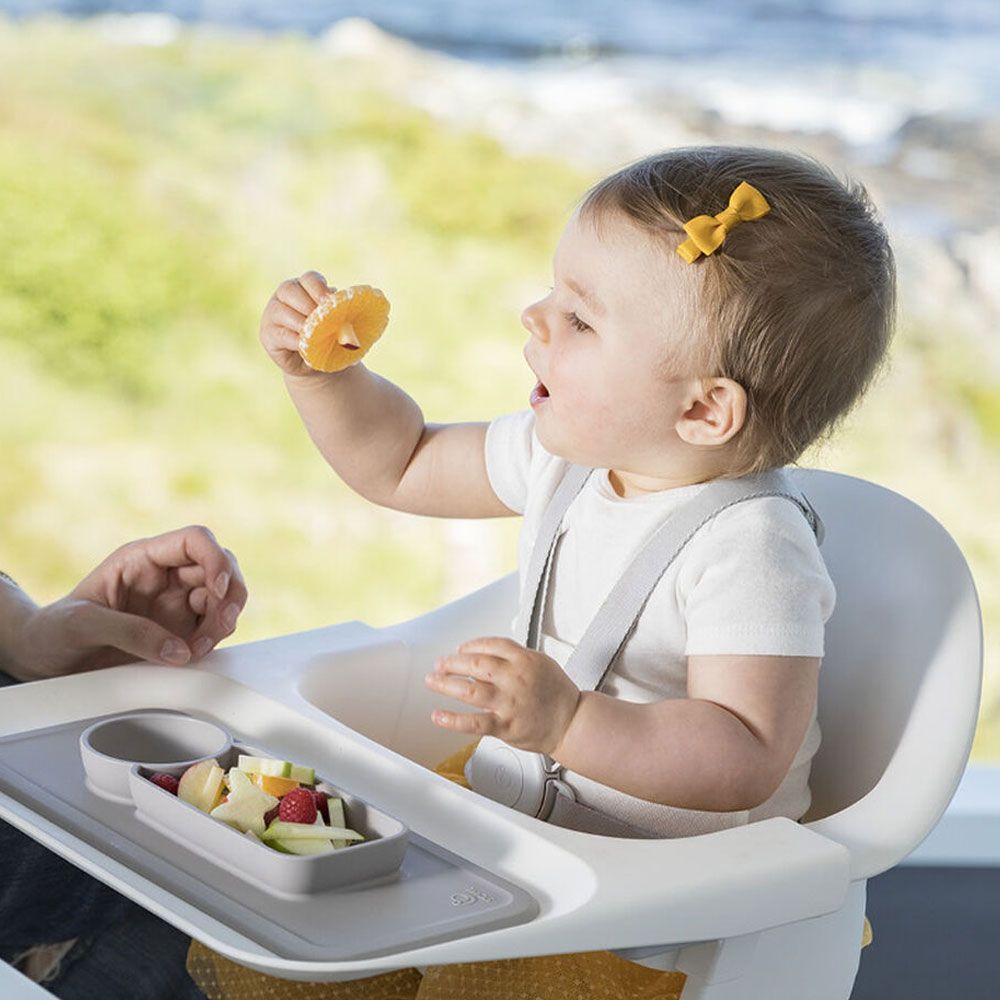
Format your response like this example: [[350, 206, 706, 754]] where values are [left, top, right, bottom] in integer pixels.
[[187, 145, 895, 998]]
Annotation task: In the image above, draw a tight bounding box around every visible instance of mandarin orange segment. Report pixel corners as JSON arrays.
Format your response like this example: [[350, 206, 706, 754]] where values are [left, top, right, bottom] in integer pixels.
[[298, 284, 391, 373], [251, 772, 301, 797]]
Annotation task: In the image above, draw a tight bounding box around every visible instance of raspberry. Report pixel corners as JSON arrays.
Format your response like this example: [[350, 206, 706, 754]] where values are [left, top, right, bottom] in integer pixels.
[[278, 788, 317, 825], [149, 772, 179, 795], [263, 805, 280, 828], [312, 790, 331, 823]]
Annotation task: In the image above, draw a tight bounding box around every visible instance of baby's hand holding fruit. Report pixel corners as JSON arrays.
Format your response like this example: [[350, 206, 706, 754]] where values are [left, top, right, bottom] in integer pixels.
[[261, 271, 390, 378], [260, 271, 334, 378]]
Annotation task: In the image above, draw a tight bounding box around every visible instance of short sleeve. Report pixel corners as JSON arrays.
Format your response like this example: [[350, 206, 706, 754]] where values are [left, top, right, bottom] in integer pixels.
[[484, 410, 537, 515], [678, 497, 836, 657]]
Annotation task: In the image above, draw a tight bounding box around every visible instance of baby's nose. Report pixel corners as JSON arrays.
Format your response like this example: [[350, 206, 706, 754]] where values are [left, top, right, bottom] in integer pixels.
[[521, 301, 549, 342]]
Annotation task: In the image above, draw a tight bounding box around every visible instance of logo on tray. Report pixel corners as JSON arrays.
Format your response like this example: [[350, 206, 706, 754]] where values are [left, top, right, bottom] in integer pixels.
[[450, 885, 497, 906]]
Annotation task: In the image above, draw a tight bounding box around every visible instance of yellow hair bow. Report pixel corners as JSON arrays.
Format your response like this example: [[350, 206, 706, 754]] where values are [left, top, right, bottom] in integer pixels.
[[676, 181, 771, 263]]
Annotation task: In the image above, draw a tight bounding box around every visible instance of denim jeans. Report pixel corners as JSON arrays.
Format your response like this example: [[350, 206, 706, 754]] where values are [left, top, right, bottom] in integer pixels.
[[0, 669, 205, 999]]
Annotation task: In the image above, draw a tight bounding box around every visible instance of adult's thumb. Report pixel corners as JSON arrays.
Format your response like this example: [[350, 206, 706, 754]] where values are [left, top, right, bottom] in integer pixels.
[[79, 604, 191, 665]]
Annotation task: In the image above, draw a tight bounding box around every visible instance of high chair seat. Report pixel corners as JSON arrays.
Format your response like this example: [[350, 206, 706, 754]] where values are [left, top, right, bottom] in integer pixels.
[[619, 467, 982, 996], [394, 467, 983, 999]]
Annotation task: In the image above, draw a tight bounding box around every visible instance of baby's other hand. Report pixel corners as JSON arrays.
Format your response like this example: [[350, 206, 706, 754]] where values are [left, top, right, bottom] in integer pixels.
[[260, 271, 334, 379], [425, 637, 581, 755]]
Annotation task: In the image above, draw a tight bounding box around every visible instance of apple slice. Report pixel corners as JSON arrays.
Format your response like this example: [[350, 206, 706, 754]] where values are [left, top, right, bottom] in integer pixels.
[[269, 815, 336, 856], [237, 754, 315, 785], [210, 769, 279, 835], [260, 820, 364, 843], [326, 797, 349, 849], [177, 759, 225, 813]]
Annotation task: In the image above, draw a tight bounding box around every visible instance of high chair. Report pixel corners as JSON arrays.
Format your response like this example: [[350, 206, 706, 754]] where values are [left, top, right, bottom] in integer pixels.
[[616, 465, 985, 997], [0, 469, 983, 1000]]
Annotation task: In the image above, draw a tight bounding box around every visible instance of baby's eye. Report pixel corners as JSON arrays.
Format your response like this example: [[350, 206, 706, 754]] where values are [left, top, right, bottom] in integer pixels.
[[564, 312, 592, 333]]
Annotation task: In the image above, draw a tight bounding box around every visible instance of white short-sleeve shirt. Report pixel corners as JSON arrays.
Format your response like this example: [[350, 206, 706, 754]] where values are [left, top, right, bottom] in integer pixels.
[[484, 409, 836, 835]]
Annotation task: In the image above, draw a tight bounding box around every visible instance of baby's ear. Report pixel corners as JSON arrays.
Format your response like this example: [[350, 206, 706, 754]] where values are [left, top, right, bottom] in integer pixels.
[[675, 378, 747, 447]]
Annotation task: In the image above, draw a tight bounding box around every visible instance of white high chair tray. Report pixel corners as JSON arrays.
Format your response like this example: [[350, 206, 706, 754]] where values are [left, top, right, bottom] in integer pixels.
[[0, 712, 537, 961], [0, 590, 850, 982]]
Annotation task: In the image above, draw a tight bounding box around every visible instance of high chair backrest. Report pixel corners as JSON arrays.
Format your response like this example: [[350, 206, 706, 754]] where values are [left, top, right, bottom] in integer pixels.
[[792, 470, 982, 878]]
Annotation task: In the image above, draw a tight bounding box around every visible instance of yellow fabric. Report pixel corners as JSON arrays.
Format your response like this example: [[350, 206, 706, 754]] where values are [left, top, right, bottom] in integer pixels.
[[675, 181, 771, 263], [185, 740, 873, 999], [429, 740, 479, 788], [186, 942, 686, 1000]]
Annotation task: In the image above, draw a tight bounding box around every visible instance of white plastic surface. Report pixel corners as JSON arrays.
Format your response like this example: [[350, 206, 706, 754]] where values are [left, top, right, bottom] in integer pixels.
[[0, 469, 983, 989], [795, 471, 983, 879], [0, 961, 50, 999], [0, 661, 849, 980]]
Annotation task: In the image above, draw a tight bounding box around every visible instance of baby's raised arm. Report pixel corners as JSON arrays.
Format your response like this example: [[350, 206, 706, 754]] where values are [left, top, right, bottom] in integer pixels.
[[261, 272, 516, 519]]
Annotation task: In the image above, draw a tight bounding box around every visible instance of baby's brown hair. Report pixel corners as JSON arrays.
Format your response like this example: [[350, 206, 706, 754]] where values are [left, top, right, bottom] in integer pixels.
[[579, 146, 897, 476]]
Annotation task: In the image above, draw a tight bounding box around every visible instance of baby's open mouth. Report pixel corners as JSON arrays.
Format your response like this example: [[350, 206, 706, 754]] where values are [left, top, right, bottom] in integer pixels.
[[530, 380, 550, 406]]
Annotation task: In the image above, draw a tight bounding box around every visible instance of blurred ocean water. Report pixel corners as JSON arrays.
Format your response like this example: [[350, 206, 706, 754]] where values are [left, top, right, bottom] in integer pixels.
[[3, 0, 999, 148]]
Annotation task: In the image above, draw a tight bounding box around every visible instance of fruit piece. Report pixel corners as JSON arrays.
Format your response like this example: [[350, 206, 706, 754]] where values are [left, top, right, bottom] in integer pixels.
[[261, 820, 364, 843], [252, 772, 300, 797], [209, 769, 279, 836], [278, 787, 318, 825], [237, 755, 315, 785], [311, 790, 331, 824], [326, 797, 348, 849], [148, 772, 179, 795], [177, 759, 226, 813], [298, 285, 390, 373], [270, 815, 336, 857], [263, 804, 280, 828]]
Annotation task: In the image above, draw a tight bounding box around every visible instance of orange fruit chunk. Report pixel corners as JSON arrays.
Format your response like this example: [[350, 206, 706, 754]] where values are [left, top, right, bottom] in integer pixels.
[[299, 284, 390, 372], [252, 772, 301, 797]]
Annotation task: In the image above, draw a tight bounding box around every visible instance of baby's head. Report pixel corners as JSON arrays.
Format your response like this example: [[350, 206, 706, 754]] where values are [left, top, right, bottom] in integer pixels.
[[522, 145, 896, 486]]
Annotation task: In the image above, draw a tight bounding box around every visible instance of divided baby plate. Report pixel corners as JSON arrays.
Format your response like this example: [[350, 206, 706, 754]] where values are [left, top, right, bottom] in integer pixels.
[[79, 711, 409, 895], [0, 706, 538, 962]]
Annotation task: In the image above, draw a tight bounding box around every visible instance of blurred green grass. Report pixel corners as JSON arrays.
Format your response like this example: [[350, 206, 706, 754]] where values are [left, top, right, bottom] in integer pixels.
[[1, 15, 997, 760]]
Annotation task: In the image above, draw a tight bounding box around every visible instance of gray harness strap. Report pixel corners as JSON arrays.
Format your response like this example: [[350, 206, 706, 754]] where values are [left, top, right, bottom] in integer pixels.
[[515, 463, 594, 652], [466, 465, 824, 837]]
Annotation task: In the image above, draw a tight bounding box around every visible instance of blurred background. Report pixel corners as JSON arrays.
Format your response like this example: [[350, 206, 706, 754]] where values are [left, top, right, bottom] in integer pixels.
[[0, 0, 997, 760]]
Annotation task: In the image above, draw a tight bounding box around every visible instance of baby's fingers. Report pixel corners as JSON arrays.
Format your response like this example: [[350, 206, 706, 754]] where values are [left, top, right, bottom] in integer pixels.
[[431, 709, 498, 735], [298, 270, 333, 306], [457, 636, 524, 660], [266, 299, 308, 335], [274, 274, 325, 316], [425, 669, 498, 709], [434, 651, 505, 684], [267, 328, 302, 355]]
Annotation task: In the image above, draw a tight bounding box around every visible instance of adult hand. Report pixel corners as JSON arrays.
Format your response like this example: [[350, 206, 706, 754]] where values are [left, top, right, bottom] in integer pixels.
[[424, 636, 581, 755], [9, 525, 247, 681]]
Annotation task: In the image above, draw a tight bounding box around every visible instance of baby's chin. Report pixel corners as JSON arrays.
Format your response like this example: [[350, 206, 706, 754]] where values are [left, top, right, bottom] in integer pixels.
[[534, 421, 611, 469]]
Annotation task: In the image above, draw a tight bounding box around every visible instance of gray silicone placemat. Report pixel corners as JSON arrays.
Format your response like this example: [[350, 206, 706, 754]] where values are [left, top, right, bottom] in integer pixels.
[[0, 712, 539, 961]]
